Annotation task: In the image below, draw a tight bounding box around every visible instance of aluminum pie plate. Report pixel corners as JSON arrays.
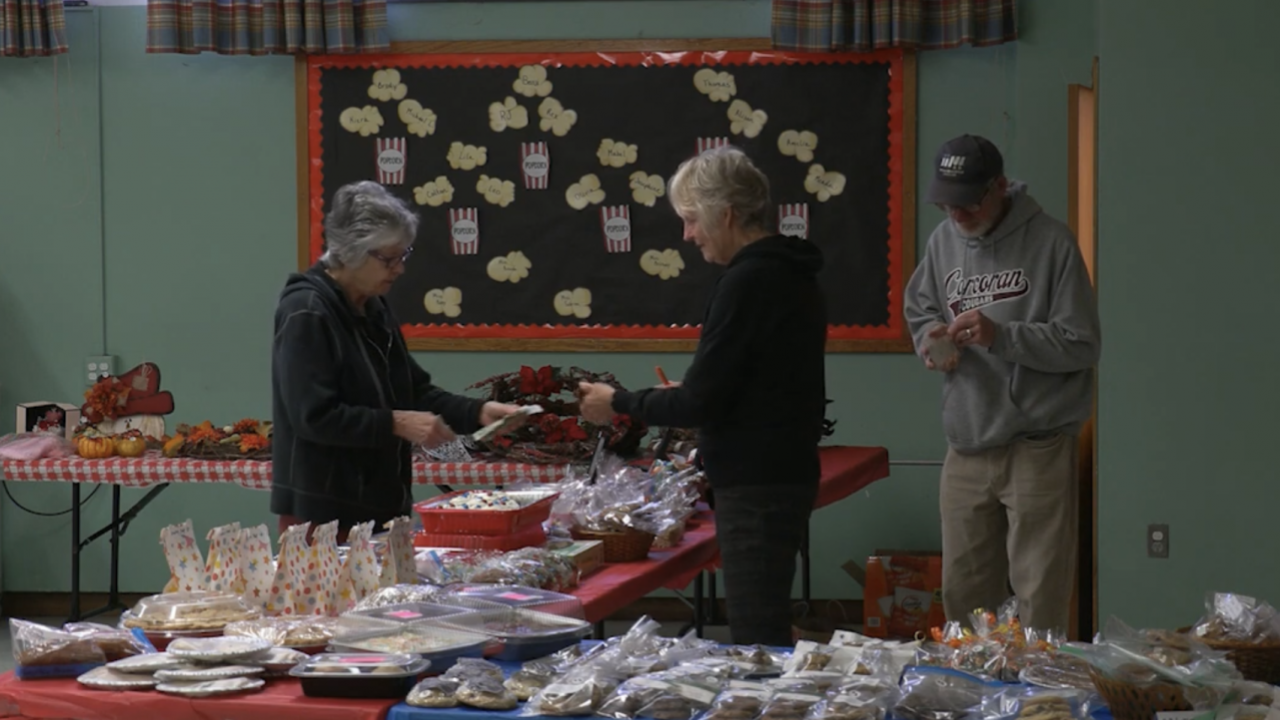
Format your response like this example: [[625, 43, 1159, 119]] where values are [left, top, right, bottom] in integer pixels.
[[77, 666, 159, 690], [156, 677, 266, 697], [154, 664, 266, 682], [254, 647, 309, 673], [166, 636, 273, 663], [106, 652, 187, 674]]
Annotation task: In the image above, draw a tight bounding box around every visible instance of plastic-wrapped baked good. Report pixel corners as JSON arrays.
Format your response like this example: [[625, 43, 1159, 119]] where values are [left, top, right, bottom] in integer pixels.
[[62, 622, 147, 661], [760, 692, 825, 720], [507, 666, 555, 700], [11, 619, 106, 667], [598, 673, 718, 720], [457, 675, 520, 710], [445, 657, 505, 684], [351, 583, 445, 611], [407, 677, 461, 708], [120, 592, 259, 632], [704, 684, 773, 720], [223, 616, 340, 649], [522, 669, 621, 716], [806, 696, 885, 720]]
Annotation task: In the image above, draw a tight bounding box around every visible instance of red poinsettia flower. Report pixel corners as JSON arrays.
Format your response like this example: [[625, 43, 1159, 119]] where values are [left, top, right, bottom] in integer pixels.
[[560, 417, 589, 442], [518, 365, 562, 396]]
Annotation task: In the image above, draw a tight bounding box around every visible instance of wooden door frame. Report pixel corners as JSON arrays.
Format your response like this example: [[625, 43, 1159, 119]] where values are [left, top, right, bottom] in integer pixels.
[[1067, 57, 1099, 640]]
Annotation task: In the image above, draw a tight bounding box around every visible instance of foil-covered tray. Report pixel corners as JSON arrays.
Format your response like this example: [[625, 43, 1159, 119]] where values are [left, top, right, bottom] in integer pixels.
[[77, 666, 159, 690], [155, 677, 266, 697], [166, 636, 273, 663], [154, 664, 265, 682], [106, 652, 186, 674]]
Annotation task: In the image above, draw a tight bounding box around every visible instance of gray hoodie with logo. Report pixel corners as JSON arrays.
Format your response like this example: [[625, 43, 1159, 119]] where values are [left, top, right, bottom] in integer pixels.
[[905, 184, 1101, 452]]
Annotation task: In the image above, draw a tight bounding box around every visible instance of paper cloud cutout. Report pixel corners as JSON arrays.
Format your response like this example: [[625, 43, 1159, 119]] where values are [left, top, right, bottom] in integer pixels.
[[489, 97, 530, 132], [728, 99, 768, 139], [639, 249, 685, 280], [513, 64, 554, 98], [629, 171, 666, 207], [553, 288, 592, 319], [538, 98, 578, 137], [398, 100, 437, 137], [566, 174, 606, 210], [778, 129, 819, 163], [804, 164, 847, 202], [476, 175, 516, 208], [339, 106, 384, 137], [693, 68, 736, 102], [368, 69, 408, 102], [597, 139, 638, 169], [487, 251, 532, 283], [446, 142, 488, 171], [424, 287, 462, 318], [414, 176, 454, 207]]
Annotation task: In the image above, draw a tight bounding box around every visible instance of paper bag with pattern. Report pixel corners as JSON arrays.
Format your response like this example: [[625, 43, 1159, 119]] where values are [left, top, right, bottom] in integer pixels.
[[378, 516, 417, 587], [265, 523, 309, 616], [299, 520, 343, 616], [160, 519, 206, 593], [239, 524, 276, 610], [335, 521, 381, 613], [203, 522, 245, 594]]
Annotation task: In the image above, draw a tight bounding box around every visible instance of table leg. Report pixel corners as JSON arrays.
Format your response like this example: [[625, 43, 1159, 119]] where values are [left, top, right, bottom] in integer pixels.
[[708, 571, 719, 625], [693, 571, 705, 638], [108, 485, 120, 609], [69, 482, 82, 622], [72, 484, 170, 623], [800, 521, 812, 605]]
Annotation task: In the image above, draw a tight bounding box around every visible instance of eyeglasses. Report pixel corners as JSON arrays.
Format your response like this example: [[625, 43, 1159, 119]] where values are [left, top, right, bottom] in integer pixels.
[[368, 246, 413, 269]]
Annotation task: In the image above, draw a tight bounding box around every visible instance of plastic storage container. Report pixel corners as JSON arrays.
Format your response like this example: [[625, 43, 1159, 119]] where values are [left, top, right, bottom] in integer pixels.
[[434, 606, 592, 661], [290, 653, 430, 698], [413, 489, 558, 536], [439, 584, 586, 619], [345, 602, 477, 626], [328, 625, 490, 673], [119, 592, 260, 649]]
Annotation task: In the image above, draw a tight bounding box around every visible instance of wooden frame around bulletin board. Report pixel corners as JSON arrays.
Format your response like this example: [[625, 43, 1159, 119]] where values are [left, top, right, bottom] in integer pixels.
[[294, 39, 917, 353]]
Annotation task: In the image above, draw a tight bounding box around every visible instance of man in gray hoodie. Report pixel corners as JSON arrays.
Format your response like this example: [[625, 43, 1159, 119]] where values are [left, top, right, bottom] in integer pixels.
[[905, 135, 1101, 633]]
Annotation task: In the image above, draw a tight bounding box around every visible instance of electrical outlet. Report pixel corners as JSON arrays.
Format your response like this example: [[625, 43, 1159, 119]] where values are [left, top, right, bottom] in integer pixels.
[[1148, 523, 1170, 559], [84, 355, 115, 386]]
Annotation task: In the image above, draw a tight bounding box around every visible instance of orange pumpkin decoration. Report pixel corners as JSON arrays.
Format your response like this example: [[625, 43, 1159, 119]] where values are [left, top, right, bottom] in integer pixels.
[[162, 434, 185, 458], [114, 431, 147, 458], [77, 435, 116, 459]]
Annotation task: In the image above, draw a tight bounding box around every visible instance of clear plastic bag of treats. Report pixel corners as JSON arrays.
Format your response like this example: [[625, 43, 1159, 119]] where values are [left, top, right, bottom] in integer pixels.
[[703, 683, 775, 720], [407, 677, 462, 708], [979, 686, 1091, 720], [10, 619, 106, 670], [507, 660, 557, 701], [457, 674, 520, 711], [893, 666, 1001, 720], [759, 690, 827, 720], [444, 657, 505, 684], [350, 583, 445, 611], [522, 667, 623, 716], [61, 622, 148, 661], [597, 670, 720, 720]]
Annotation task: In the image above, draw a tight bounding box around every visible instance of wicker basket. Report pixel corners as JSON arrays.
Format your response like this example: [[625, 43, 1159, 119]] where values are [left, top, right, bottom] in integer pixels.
[[1087, 667, 1192, 720], [1181, 631, 1280, 684], [571, 526, 654, 563]]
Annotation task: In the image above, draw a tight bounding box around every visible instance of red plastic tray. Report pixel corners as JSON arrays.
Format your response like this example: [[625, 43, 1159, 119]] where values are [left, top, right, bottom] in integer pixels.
[[413, 522, 546, 551], [413, 490, 558, 536]]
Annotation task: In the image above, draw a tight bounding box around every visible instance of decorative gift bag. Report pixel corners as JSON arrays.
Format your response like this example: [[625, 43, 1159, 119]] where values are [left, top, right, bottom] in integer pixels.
[[239, 524, 276, 609], [160, 520, 206, 593], [378, 516, 417, 587], [203, 522, 245, 594], [265, 523, 309, 616], [300, 521, 343, 616], [335, 521, 381, 613]]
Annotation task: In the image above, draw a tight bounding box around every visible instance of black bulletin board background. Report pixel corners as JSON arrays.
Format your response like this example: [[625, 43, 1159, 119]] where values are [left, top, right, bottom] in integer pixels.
[[303, 45, 914, 352]]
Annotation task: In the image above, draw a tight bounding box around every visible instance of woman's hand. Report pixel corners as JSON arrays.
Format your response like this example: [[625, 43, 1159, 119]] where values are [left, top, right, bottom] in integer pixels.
[[577, 382, 616, 424], [479, 402, 527, 433], [393, 410, 456, 448]]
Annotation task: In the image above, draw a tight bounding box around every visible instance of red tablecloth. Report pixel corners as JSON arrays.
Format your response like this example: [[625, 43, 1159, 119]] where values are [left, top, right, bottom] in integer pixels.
[[570, 512, 720, 623], [0, 673, 394, 720], [815, 445, 890, 509]]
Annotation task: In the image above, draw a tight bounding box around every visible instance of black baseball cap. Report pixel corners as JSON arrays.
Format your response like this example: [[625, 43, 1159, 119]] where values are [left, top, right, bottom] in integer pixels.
[[925, 134, 1004, 206]]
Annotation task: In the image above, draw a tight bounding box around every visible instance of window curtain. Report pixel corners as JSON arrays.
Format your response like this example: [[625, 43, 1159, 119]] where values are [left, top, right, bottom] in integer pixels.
[[1, 0, 68, 57], [772, 0, 1017, 52], [146, 0, 389, 55]]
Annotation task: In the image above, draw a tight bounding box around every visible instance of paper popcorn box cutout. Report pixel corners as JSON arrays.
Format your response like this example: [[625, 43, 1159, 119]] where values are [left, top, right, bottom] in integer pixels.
[[376, 138, 407, 185], [600, 206, 632, 253], [449, 208, 480, 255], [696, 137, 730, 155], [265, 523, 309, 616], [335, 521, 382, 613], [300, 521, 343, 616], [239, 524, 276, 609], [521, 141, 550, 189], [16, 402, 80, 441], [203, 522, 245, 595], [160, 519, 206, 594], [778, 203, 810, 239]]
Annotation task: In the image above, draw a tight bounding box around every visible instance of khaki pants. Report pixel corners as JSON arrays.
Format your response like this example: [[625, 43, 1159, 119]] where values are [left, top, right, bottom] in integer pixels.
[[939, 433, 1079, 633]]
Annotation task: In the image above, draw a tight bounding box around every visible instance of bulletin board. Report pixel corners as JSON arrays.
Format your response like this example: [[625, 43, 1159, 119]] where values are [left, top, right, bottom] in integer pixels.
[[298, 40, 916, 352]]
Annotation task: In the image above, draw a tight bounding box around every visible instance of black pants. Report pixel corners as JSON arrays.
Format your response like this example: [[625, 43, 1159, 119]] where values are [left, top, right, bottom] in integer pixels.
[[712, 482, 818, 646]]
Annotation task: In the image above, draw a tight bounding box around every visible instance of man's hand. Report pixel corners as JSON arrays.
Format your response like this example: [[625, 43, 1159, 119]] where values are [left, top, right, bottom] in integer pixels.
[[949, 309, 996, 349], [392, 410, 456, 448], [924, 324, 959, 372], [577, 381, 616, 424], [479, 401, 526, 432]]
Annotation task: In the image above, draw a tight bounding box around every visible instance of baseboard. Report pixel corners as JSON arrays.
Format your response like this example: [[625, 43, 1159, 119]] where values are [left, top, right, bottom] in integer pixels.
[[3, 592, 864, 626]]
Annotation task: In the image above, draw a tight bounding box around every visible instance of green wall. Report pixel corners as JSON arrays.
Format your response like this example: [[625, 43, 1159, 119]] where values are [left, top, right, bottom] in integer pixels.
[[0, 1, 1100, 610], [1095, 1, 1280, 628]]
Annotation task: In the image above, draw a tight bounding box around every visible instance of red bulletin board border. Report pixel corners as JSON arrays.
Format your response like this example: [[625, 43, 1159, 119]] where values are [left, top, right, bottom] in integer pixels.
[[303, 47, 915, 352]]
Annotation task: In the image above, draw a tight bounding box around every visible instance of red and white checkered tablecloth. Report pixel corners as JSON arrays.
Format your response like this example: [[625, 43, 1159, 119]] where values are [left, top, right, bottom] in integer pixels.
[[0, 452, 568, 490]]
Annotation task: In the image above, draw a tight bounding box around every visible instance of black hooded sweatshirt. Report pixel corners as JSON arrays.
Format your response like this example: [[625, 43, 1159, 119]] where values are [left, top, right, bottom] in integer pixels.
[[612, 235, 828, 489], [269, 263, 484, 527]]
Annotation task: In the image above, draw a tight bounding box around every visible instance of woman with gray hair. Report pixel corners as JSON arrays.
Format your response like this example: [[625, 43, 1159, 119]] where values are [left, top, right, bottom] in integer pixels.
[[270, 180, 522, 539], [578, 147, 829, 645]]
